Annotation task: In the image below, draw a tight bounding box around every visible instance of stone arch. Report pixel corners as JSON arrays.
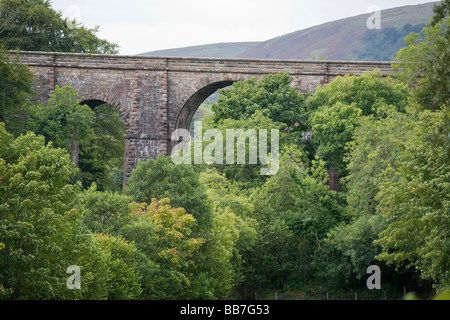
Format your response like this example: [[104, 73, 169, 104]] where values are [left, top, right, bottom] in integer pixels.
[[80, 97, 130, 133], [174, 73, 250, 131], [175, 80, 234, 131]]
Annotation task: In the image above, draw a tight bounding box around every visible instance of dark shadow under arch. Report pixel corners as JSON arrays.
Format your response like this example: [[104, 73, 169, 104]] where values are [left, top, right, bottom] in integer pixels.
[[81, 99, 108, 109], [175, 80, 235, 131]]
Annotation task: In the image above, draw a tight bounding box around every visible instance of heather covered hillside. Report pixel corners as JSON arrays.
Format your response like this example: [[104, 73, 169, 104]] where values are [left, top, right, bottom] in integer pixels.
[[142, 2, 438, 61], [238, 2, 437, 61]]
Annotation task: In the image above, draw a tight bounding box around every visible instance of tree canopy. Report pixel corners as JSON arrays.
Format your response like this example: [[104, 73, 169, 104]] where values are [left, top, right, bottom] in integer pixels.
[[393, 10, 450, 110], [0, 47, 34, 136], [0, 0, 119, 54]]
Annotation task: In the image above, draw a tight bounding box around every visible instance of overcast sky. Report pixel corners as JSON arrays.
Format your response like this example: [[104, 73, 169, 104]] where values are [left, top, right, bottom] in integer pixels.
[[51, 0, 439, 55]]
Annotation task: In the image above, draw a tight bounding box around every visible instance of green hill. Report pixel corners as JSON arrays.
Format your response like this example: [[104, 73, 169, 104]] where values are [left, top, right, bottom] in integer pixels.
[[140, 42, 261, 58], [238, 2, 439, 61], [140, 2, 439, 62]]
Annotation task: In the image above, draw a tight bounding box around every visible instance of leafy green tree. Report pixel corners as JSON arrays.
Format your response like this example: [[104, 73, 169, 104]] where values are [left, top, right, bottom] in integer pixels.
[[344, 107, 416, 217], [431, 0, 450, 26], [238, 145, 345, 297], [93, 233, 142, 300], [237, 216, 296, 299], [0, 125, 79, 221], [393, 15, 449, 110], [307, 70, 411, 116], [32, 89, 125, 190], [121, 198, 205, 300], [375, 106, 450, 292], [254, 145, 345, 242], [199, 169, 254, 220], [197, 110, 284, 189], [312, 107, 431, 296], [0, 0, 118, 54], [199, 169, 257, 298], [0, 124, 109, 299], [125, 156, 249, 299], [325, 214, 387, 281], [78, 103, 125, 191], [212, 72, 308, 132], [31, 85, 94, 166], [309, 102, 361, 181], [306, 71, 411, 190], [0, 48, 34, 135], [125, 155, 213, 235], [77, 185, 133, 235]]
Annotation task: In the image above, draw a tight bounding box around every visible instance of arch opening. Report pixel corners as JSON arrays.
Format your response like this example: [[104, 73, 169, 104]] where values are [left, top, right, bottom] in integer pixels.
[[175, 80, 235, 132], [79, 99, 125, 191], [82, 99, 108, 109]]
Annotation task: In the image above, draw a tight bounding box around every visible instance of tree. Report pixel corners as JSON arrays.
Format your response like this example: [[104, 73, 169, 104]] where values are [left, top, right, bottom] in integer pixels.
[[124, 156, 242, 298], [125, 155, 213, 236], [197, 110, 284, 189], [212, 72, 308, 132], [309, 102, 361, 190], [93, 234, 142, 300], [431, 0, 449, 27], [306, 71, 411, 190], [32, 89, 125, 190], [253, 145, 345, 242], [306, 70, 411, 117], [344, 107, 415, 217], [121, 198, 205, 300], [237, 216, 296, 299], [392, 15, 449, 110], [31, 85, 94, 166], [311, 107, 430, 297], [0, 47, 34, 136], [239, 145, 345, 297], [78, 103, 125, 191], [325, 214, 388, 284], [0, 124, 109, 299], [375, 106, 450, 292], [77, 185, 133, 235], [0, 0, 119, 54], [199, 169, 257, 298]]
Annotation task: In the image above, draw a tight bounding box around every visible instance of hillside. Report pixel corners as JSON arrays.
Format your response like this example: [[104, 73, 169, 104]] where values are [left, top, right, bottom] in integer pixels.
[[238, 2, 438, 61], [140, 2, 438, 61], [140, 42, 261, 58]]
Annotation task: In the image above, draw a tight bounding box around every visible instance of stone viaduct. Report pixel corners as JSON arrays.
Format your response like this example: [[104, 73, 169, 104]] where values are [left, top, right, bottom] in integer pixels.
[[9, 50, 392, 184]]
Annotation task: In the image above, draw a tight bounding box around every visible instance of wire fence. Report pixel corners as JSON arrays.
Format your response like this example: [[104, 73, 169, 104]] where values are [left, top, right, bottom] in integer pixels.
[[260, 290, 405, 300]]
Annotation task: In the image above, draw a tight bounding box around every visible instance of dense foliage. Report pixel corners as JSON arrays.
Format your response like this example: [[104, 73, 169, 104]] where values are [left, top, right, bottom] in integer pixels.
[[0, 0, 119, 54], [0, 48, 34, 136], [0, 1, 448, 300]]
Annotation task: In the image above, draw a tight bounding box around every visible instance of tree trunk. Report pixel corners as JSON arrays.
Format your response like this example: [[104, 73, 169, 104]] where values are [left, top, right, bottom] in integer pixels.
[[327, 167, 340, 192], [70, 139, 79, 166]]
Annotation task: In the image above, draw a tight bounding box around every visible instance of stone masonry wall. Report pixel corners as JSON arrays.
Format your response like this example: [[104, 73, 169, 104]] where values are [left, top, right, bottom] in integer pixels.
[[9, 50, 392, 184]]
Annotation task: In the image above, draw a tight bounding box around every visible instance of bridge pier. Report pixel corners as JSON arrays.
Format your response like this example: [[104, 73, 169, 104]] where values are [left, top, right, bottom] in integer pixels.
[[123, 134, 171, 184]]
